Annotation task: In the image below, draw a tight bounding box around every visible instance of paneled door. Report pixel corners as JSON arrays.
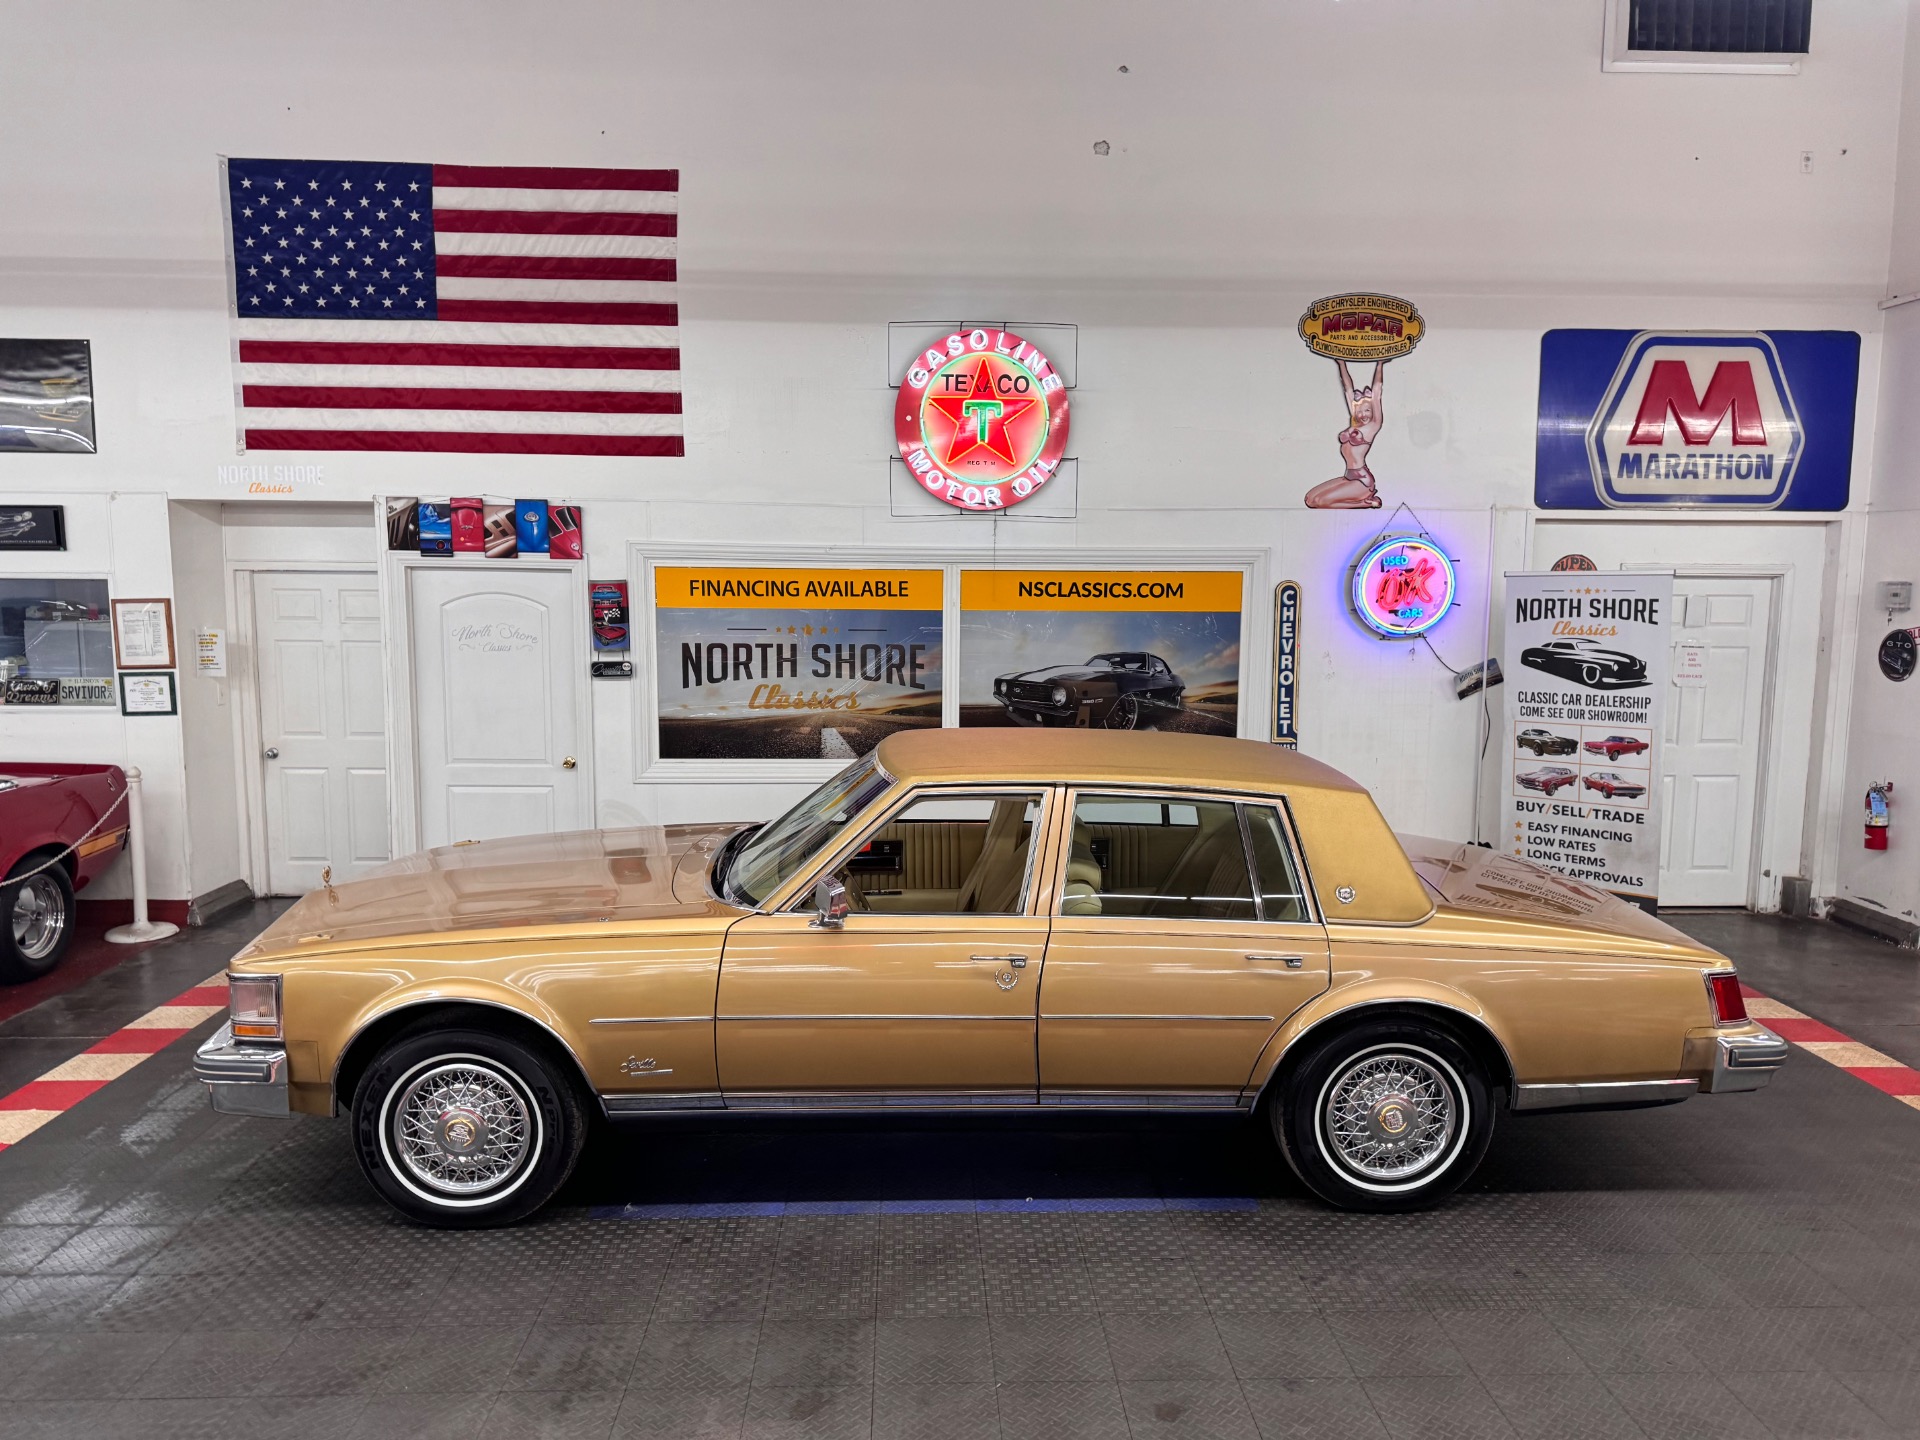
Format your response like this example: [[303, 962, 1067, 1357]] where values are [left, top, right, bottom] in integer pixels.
[[254, 571, 390, 895], [1658, 576, 1774, 907], [409, 565, 588, 848]]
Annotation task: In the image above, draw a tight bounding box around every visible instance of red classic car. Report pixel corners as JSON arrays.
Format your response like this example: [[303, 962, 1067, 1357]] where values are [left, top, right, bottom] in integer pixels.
[[0, 764, 128, 981], [1583, 735, 1650, 760], [1516, 765, 1579, 795], [1583, 772, 1648, 800]]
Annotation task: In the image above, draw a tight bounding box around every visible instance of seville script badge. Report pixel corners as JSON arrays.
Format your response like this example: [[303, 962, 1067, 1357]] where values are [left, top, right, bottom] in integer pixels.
[[895, 328, 1071, 512], [1297, 293, 1424, 510]]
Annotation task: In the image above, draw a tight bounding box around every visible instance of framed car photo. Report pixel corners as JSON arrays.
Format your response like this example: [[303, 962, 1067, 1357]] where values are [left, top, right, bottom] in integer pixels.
[[0, 505, 66, 551]]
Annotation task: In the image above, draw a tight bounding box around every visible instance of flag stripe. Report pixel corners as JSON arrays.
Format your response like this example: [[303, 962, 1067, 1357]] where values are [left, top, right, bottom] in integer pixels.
[[241, 363, 680, 391], [243, 385, 683, 415], [238, 407, 682, 435], [432, 209, 676, 238], [437, 277, 678, 304], [435, 299, 678, 327], [435, 254, 677, 282], [236, 340, 679, 370], [434, 230, 675, 259], [245, 429, 685, 456], [432, 164, 677, 192], [433, 186, 679, 215], [235, 319, 677, 346]]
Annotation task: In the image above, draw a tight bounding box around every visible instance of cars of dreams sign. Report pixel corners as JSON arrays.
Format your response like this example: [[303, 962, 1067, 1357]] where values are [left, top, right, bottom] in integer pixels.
[[894, 329, 1070, 512]]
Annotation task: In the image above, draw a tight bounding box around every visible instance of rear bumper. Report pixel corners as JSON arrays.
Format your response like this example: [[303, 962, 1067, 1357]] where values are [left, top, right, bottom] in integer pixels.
[[1701, 1027, 1790, 1094], [194, 1021, 290, 1117]]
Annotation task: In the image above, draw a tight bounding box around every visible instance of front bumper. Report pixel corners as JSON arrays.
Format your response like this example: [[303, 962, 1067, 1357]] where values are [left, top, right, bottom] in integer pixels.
[[194, 1021, 290, 1117], [1701, 1027, 1790, 1094]]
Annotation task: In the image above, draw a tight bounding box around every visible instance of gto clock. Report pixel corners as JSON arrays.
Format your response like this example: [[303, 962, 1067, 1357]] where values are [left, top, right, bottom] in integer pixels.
[[895, 329, 1071, 512], [1350, 533, 1456, 639]]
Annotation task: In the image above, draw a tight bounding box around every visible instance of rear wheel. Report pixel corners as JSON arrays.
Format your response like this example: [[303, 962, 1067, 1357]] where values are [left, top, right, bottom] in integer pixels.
[[1271, 1019, 1493, 1212], [351, 1026, 586, 1227], [0, 859, 74, 984]]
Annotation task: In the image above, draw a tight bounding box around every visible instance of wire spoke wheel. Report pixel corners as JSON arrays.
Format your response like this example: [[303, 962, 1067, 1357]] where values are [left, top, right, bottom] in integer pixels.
[[11, 875, 68, 962], [1319, 1048, 1459, 1184], [386, 1059, 538, 1198], [1103, 694, 1140, 730]]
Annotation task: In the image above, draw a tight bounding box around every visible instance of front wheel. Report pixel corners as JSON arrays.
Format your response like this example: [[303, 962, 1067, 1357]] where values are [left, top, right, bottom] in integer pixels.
[[351, 1026, 586, 1227], [1271, 1020, 1493, 1212], [1, 859, 75, 984]]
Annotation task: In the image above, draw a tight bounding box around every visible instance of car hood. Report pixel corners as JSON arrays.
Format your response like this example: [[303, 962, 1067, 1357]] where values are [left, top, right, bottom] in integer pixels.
[[234, 823, 747, 961], [1399, 834, 1722, 964], [1003, 664, 1109, 684]]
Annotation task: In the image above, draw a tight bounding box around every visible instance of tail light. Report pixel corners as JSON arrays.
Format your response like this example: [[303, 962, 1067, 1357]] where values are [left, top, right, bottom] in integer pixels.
[[1706, 971, 1747, 1025]]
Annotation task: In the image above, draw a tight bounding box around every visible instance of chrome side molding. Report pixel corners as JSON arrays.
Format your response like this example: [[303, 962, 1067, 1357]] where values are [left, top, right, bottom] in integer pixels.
[[1512, 1078, 1699, 1112]]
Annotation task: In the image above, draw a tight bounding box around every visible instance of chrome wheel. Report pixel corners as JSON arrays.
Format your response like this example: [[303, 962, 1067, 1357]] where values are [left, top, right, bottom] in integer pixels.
[[383, 1057, 541, 1203], [1317, 1045, 1461, 1187], [1103, 694, 1140, 730], [11, 875, 67, 962]]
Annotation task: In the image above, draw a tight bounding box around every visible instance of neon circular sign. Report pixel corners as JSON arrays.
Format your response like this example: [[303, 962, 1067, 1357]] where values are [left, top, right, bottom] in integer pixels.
[[895, 328, 1071, 512], [1351, 534, 1456, 639]]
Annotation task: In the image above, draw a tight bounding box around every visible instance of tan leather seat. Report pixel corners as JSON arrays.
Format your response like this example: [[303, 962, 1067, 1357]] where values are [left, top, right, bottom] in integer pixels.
[[953, 799, 1034, 914]]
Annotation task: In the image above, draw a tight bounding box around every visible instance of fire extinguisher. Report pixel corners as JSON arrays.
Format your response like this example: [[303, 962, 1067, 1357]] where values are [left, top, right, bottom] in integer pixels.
[[1866, 781, 1893, 850]]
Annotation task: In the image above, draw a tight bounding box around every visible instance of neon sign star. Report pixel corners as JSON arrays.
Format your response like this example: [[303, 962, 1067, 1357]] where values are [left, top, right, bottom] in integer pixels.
[[925, 358, 1037, 468]]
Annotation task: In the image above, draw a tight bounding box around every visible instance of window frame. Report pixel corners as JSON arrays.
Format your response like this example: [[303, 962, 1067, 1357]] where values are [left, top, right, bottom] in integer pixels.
[[1601, 0, 1804, 74]]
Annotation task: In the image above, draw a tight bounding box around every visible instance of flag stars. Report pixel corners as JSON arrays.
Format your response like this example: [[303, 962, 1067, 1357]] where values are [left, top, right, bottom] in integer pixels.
[[375, 180, 386, 191], [308, 179, 320, 190], [273, 178, 285, 189], [349, 298, 360, 308], [240, 177, 253, 188]]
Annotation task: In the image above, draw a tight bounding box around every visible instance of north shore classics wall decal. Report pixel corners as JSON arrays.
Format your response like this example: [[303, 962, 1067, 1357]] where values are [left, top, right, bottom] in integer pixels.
[[1296, 294, 1425, 510]]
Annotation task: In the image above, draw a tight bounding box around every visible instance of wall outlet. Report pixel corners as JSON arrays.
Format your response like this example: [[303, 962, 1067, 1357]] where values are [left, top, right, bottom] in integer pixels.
[[1879, 580, 1914, 613]]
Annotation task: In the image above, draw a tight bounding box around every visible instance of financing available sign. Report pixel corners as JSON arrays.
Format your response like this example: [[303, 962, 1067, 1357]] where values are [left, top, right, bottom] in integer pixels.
[[1535, 330, 1858, 510], [1503, 571, 1672, 906]]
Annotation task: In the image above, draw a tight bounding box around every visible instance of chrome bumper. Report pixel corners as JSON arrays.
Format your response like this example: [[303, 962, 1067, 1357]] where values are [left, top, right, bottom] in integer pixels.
[[1701, 1027, 1790, 1094], [194, 1021, 290, 1117]]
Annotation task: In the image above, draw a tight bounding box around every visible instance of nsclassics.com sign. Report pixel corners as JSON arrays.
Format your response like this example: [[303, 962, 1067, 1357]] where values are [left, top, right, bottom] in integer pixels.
[[1502, 571, 1673, 906]]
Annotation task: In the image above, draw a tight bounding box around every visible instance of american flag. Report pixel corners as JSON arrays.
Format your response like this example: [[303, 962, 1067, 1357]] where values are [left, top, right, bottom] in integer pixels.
[[222, 157, 680, 456]]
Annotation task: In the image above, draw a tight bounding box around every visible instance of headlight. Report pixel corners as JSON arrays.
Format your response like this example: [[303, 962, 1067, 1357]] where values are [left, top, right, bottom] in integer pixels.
[[995, 680, 1007, 695], [1051, 686, 1067, 705], [228, 973, 282, 1040]]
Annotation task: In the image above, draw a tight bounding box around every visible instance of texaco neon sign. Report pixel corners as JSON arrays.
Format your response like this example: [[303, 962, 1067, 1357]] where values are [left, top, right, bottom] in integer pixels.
[[895, 329, 1071, 512]]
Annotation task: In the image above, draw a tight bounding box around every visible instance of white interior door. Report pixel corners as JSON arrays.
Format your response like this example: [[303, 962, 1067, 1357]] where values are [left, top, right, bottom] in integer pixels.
[[254, 571, 390, 895], [409, 565, 588, 848], [1658, 576, 1774, 907]]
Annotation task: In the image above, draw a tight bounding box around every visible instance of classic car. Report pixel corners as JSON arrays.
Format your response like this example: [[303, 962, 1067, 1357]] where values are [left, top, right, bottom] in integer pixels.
[[0, 763, 128, 981], [1583, 772, 1648, 800], [1516, 765, 1579, 794], [1584, 734, 1651, 760], [1520, 639, 1648, 689], [993, 652, 1184, 729], [195, 730, 1784, 1227], [1515, 727, 1577, 757]]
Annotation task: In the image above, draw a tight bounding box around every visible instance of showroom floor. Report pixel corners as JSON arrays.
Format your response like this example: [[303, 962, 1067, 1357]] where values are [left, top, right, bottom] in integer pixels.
[[0, 905, 1917, 1439]]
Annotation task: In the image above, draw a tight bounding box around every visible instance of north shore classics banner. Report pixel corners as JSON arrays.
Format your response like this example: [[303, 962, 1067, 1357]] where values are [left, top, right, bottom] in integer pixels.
[[653, 567, 942, 761]]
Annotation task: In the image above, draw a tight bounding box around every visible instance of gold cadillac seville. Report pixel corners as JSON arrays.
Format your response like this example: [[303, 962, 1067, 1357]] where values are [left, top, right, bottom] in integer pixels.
[[195, 730, 1786, 1226]]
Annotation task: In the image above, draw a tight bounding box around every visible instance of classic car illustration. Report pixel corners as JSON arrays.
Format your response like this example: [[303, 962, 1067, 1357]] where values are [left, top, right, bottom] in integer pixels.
[[196, 730, 1784, 1227], [1584, 734, 1651, 760], [1520, 638, 1648, 689], [993, 652, 1184, 729], [1515, 727, 1577, 757], [1583, 772, 1648, 800], [1516, 765, 1579, 794], [0, 763, 128, 981]]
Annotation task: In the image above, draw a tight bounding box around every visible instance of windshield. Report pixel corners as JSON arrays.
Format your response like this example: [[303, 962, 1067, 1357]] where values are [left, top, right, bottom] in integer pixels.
[[725, 756, 894, 907]]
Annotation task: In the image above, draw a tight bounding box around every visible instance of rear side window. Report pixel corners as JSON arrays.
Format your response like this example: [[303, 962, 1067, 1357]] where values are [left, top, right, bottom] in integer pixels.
[[1244, 805, 1310, 923], [1065, 794, 1254, 921]]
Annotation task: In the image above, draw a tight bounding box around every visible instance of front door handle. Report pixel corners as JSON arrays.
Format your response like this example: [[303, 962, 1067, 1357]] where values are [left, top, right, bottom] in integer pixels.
[[972, 953, 1028, 968], [562, 756, 577, 770], [1247, 954, 1306, 969]]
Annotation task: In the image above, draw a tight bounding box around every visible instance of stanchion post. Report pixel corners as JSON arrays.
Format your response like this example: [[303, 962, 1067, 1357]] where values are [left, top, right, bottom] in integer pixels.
[[105, 765, 181, 945]]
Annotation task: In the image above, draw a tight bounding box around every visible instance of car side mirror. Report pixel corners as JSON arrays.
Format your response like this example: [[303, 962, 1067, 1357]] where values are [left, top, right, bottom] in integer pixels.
[[810, 875, 850, 929]]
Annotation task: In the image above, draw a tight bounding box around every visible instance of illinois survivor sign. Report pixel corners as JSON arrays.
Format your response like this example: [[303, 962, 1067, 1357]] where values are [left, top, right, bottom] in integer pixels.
[[1502, 571, 1672, 906]]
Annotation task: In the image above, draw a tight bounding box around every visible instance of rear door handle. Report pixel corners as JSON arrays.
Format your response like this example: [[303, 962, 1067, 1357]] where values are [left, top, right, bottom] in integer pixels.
[[1247, 954, 1306, 969], [972, 954, 1028, 968]]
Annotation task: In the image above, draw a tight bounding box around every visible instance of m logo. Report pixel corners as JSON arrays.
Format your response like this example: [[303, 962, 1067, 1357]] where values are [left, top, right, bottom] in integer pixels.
[[1587, 333, 1802, 508]]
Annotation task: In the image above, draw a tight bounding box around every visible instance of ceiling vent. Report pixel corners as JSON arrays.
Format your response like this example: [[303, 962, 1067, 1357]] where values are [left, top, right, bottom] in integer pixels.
[[1604, 0, 1810, 74]]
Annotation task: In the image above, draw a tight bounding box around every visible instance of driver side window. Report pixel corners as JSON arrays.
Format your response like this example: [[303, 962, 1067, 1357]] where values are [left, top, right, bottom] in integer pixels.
[[823, 791, 1044, 916]]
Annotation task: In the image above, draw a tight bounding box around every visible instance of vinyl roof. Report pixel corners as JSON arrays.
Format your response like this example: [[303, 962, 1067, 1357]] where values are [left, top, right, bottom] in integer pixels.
[[874, 729, 1368, 797]]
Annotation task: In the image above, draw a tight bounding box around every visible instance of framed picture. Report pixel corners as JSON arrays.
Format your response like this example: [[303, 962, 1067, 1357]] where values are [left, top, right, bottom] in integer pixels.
[[110, 597, 176, 669], [118, 670, 177, 716], [0, 504, 66, 551], [0, 339, 95, 453]]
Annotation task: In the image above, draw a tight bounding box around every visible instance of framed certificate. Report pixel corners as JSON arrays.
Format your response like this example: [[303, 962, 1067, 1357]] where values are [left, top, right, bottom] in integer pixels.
[[118, 671, 177, 716], [111, 597, 175, 669]]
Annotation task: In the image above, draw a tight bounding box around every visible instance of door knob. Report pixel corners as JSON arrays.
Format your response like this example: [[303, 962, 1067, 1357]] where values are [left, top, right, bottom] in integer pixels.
[[263, 747, 280, 760], [562, 756, 577, 770]]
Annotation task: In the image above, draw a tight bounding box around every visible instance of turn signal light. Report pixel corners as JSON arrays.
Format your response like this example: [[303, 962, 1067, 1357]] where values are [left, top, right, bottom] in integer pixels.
[[1706, 972, 1748, 1026], [229, 973, 282, 1040]]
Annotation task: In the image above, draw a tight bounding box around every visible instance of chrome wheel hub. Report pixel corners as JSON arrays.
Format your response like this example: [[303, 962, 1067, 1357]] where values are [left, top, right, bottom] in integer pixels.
[[390, 1061, 534, 1197], [11, 875, 67, 962], [1322, 1050, 1458, 1183]]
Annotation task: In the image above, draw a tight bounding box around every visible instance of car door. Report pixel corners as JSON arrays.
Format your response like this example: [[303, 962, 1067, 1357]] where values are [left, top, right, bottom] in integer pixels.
[[1038, 791, 1330, 1103], [715, 786, 1057, 1102]]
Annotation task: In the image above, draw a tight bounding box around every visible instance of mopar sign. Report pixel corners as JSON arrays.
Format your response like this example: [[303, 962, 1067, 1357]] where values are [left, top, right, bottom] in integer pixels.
[[1536, 329, 1858, 511]]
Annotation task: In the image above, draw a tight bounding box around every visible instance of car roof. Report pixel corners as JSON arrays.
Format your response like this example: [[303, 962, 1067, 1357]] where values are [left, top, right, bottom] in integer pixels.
[[875, 728, 1367, 798]]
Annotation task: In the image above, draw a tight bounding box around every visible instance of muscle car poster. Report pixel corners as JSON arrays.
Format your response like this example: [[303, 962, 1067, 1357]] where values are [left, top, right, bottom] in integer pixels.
[[1502, 570, 1672, 906], [958, 570, 1242, 735], [653, 567, 943, 760]]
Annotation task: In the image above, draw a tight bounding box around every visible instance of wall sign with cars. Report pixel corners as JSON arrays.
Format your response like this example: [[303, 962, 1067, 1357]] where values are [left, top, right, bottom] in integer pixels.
[[1503, 570, 1672, 906]]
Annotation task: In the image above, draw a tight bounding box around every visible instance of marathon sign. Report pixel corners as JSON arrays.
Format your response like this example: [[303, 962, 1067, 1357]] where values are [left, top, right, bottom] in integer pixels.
[[1535, 329, 1858, 511]]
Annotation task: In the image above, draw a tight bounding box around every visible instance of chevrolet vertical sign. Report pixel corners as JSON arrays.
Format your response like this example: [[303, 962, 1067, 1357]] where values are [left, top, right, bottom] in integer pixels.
[[1535, 330, 1858, 511]]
